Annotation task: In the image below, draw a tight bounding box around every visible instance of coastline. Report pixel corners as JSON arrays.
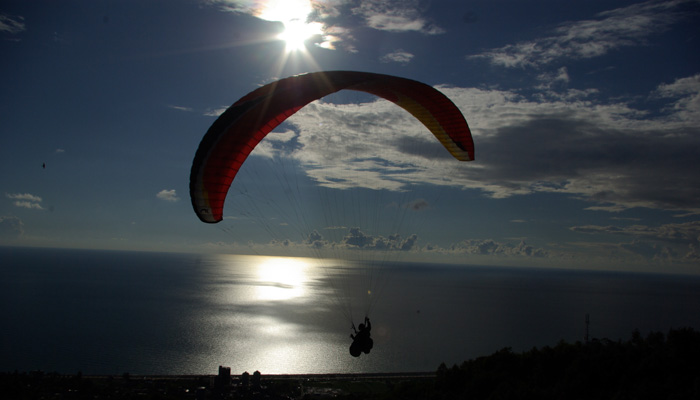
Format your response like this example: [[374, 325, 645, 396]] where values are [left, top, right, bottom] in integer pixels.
[[1, 370, 437, 399]]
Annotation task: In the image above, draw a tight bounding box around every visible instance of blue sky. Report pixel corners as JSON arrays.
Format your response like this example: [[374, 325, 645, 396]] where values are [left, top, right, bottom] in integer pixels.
[[1, 0, 699, 273]]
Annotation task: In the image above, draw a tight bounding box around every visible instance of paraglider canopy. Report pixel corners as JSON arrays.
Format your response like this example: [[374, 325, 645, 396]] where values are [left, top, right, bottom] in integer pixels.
[[190, 70, 474, 224]]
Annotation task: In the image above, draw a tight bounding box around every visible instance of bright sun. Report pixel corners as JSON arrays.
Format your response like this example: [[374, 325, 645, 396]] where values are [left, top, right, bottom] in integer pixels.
[[278, 19, 322, 52], [256, 0, 323, 53]]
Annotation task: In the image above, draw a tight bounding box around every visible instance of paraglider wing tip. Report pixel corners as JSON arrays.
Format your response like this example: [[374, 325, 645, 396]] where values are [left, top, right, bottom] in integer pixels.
[[196, 208, 222, 224]]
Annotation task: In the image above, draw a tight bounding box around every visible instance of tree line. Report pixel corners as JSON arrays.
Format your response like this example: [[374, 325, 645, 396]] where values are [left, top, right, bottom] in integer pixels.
[[432, 327, 700, 399]]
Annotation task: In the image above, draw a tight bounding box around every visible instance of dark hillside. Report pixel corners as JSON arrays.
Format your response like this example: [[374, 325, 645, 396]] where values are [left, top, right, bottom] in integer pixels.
[[433, 327, 700, 400]]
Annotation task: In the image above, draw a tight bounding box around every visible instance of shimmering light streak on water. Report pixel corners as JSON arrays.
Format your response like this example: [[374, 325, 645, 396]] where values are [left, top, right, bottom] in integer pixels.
[[181, 254, 366, 374], [254, 257, 310, 301]]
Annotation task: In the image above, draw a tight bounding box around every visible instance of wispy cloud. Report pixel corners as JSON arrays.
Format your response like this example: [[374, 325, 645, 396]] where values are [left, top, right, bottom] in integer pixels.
[[156, 189, 180, 202], [0, 14, 25, 35], [352, 0, 444, 34], [168, 105, 194, 112], [204, 107, 229, 117], [469, 0, 692, 68], [380, 49, 414, 64], [7, 193, 42, 202], [6, 193, 44, 210], [570, 221, 700, 262], [13, 201, 44, 210], [654, 74, 700, 124], [571, 221, 700, 243]]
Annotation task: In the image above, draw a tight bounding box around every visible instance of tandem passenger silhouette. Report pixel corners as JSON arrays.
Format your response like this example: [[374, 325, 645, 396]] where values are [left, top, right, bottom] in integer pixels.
[[349, 317, 373, 357]]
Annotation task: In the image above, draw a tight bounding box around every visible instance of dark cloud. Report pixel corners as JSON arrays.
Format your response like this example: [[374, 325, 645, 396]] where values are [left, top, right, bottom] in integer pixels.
[[619, 240, 675, 262], [453, 239, 548, 257], [571, 221, 700, 263], [306, 230, 327, 249], [404, 199, 429, 211], [341, 227, 419, 251], [343, 227, 375, 248], [570, 221, 700, 244], [471, 113, 700, 212], [398, 234, 419, 251]]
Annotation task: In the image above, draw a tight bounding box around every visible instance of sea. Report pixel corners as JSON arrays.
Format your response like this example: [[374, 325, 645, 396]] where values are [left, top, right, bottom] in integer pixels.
[[2, 246, 700, 376]]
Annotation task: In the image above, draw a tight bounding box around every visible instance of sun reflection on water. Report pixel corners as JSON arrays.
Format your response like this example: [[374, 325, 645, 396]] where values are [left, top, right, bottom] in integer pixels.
[[199, 255, 363, 373], [255, 257, 310, 301]]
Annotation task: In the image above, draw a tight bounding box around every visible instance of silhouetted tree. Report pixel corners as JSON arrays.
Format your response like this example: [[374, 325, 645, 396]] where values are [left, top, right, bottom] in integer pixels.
[[431, 328, 700, 400]]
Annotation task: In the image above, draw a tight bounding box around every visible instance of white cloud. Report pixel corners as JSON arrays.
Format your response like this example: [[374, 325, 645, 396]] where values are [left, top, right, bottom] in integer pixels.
[[6, 193, 44, 210], [352, 0, 444, 34], [469, 0, 692, 68], [654, 74, 700, 125], [204, 106, 229, 117], [13, 201, 44, 210], [168, 105, 194, 112], [380, 49, 414, 64], [0, 14, 25, 35], [279, 100, 444, 191], [156, 189, 180, 202], [535, 67, 570, 91], [6, 193, 42, 202], [248, 70, 700, 215]]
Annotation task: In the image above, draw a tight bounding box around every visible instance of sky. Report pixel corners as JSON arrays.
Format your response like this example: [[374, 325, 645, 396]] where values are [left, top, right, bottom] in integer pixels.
[[1, 0, 699, 274]]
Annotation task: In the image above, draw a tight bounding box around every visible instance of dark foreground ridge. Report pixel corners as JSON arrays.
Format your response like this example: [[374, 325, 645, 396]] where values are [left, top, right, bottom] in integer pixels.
[[3, 328, 699, 399]]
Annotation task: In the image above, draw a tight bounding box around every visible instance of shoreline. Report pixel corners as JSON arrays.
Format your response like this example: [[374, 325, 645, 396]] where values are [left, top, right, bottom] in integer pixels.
[[2, 371, 437, 399], [2, 370, 436, 381]]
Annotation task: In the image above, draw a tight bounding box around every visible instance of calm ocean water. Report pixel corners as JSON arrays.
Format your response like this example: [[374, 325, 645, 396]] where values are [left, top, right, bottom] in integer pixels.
[[2, 246, 700, 375]]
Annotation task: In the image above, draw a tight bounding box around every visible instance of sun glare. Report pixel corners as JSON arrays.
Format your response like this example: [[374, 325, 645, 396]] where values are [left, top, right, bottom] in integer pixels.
[[255, 257, 309, 301], [278, 19, 323, 52], [256, 0, 322, 52]]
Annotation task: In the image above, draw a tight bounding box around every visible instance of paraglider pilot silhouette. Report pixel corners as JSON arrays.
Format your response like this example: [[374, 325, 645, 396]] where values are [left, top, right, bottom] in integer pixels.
[[349, 317, 373, 357]]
